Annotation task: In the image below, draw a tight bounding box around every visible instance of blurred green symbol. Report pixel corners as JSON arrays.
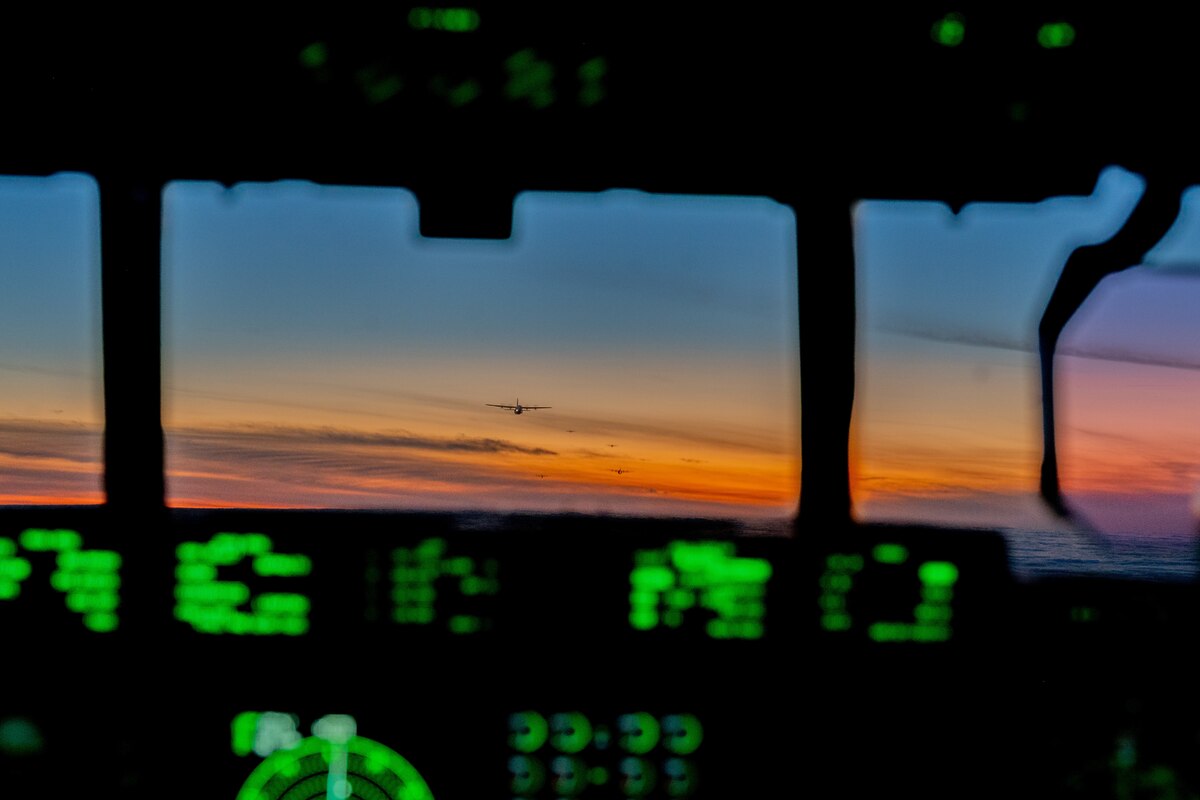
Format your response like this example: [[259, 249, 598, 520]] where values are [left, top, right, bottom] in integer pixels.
[[505, 49, 556, 108], [872, 543, 908, 564], [661, 714, 703, 755], [356, 68, 403, 105], [1038, 22, 1076, 48], [617, 712, 660, 754], [551, 755, 588, 796], [0, 717, 43, 756], [509, 710, 549, 753], [298, 42, 328, 69], [508, 754, 546, 794], [931, 13, 966, 46], [619, 756, 657, 797], [408, 7, 480, 32], [578, 57, 607, 106], [550, 712, 593, 753]]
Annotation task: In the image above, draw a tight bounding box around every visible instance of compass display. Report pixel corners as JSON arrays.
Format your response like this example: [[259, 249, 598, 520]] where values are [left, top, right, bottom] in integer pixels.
[[236, 716, 434, 800]]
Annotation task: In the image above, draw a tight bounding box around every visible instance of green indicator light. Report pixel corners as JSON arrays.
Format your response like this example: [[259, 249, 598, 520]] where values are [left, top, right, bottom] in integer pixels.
[[662, 714, 703, 755], [299, 42, 328, 68], [0, 717, 43, 756], [415, 538, 446, 559], [408, 7, 480, 32], [666, 589, 694, 609], [177, 581, 252, 605], [253, 593, 310, 616], [739, 620, 765, 639], [819, 573, 852, 591], [236, 734, 433, 800], [706, 619, 730, 639], [914, 624, 951, 642], [0, 538, 14, 557], [634, 549, 666, 567], [232, 712, 262, 756], [629, 590, 656, 607], [1038, 21, 1076, 48], [58, 549, 122, 571], [0, 580, 19, 600], [915, 603, 952, 622], [826, 553, 864, 572], [177, 542, 202, 562], [505, 49, 555, 108], [872, 543, 908, 564], [443, 556, 473, 576], [579, 57, 607, 81], [618, 712, 661, 755], [20, 528, 81, 552], [670, 540, 732, 572], [72, 591, 119, 612], [509, 711, 549, 753], [578, 57, 607, 106], [0, 719, 44, 758], [254, 553, 313, 577], [408, 7, 434, 28], [821, 610, 852, 631], [923, 585, 954, 602], [1071, 606, 1097, 623], [83, 612, 118, 632], [358, 71, 403, 105], [726, 558, 772, 583], [0, 557, 31, 581], [550, 712, 593, 754], [631, 565, 674, 591], [919, 561, 959, 587], [448, 615, 481, 634], [52, 571, 120, 592], [931, 13, 966, 46], [868, 622, 913, 642], [176, 563, 216, 582], [589, 765, 610, 785], [630, 608, 658, 630]]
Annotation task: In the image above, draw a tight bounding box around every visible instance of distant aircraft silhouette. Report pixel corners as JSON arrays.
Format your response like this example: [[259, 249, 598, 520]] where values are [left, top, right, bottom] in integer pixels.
[[486, 399, 551, 415], [610, 467, 630, 475]]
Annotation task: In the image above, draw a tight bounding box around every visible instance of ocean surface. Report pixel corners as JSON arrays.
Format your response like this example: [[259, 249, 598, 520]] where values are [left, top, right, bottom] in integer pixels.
[[998, 526, 1200, 582]]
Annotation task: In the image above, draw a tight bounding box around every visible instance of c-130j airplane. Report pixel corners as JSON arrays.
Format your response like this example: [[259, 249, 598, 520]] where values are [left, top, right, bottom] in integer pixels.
[[485, 399, 551, 415]]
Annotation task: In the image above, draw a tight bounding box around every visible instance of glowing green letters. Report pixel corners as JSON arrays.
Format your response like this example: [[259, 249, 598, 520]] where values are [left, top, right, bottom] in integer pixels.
[[629, 541, 771, 639], [175, 532, 311, 636]]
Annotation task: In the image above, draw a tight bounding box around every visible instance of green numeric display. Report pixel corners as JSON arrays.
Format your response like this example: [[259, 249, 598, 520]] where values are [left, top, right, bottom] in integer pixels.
[[629, 541, 771, 639], [175, 533, 312, 636], [1, 529, 120, 632], [819, 543, 960, 643]]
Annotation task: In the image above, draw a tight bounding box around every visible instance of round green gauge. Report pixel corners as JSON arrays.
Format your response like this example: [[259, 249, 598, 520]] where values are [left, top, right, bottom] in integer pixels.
[[236, 735, 433, 800]]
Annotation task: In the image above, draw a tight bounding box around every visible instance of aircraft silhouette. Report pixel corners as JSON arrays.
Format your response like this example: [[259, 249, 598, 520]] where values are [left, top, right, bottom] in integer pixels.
[[485, 399, 551, 415]]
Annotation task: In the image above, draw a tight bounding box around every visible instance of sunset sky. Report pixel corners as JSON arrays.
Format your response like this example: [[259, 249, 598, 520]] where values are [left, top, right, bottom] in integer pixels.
[[855, 166, 1200, 536], [0, 173, 103, 505], [161, 184, 800, 519]]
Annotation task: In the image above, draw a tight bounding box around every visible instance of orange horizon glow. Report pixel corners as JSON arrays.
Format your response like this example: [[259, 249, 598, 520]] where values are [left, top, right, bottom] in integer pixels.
[[163, 417, 798, 518]]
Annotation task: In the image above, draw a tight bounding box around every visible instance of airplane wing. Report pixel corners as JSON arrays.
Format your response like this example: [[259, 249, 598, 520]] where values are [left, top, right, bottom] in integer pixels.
[[523, 406, 551, 410], [486, 404, 517, 409]]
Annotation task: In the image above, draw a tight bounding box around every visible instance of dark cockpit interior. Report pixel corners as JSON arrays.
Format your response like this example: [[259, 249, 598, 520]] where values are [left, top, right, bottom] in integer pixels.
[[4, 9, 1200, 798]]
